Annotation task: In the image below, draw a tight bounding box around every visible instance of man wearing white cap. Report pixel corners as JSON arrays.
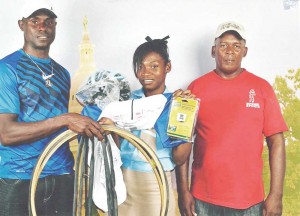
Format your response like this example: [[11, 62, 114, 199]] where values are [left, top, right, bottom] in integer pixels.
[[0, 1, 105, 215], [176, 21, 288, 216]]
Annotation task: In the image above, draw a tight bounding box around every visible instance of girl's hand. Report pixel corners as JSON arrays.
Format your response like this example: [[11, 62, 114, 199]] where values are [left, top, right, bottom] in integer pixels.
[[98, 117, 115, 126], [173, 89, 195, 99]]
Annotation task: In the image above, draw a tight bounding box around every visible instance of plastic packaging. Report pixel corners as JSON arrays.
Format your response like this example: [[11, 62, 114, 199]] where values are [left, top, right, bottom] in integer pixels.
[[76, 69, 131, 110], [167, 97, 200, 142]]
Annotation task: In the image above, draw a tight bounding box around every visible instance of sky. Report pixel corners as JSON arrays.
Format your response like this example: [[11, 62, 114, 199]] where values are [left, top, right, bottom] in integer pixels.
[[0, 0, 299, 91]]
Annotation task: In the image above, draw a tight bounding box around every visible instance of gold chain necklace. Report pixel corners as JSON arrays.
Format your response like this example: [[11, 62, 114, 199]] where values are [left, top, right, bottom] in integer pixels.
[[24, 52, 55, 87]]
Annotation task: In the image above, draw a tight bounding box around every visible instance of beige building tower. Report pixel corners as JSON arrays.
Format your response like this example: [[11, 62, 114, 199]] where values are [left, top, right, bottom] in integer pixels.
[[69, 16, 97, 114], [69, 16, 97, 153]]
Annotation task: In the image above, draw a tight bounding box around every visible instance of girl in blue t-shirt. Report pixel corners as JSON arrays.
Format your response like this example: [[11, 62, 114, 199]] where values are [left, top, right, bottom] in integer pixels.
[[99, 36, 192, 216]]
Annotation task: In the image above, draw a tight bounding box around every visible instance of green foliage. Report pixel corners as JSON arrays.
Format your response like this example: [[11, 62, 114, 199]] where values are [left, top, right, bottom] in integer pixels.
[[273, 69, 300, 142], [263, 68, 300, 215]]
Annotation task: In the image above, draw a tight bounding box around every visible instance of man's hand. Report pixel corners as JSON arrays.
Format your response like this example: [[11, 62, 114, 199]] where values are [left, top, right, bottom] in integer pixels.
[[61, 113, 105, 141], [263, 194, 283, 216]]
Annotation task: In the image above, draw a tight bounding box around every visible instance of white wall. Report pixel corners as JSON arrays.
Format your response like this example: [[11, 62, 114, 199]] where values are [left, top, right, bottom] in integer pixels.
[[1, 0, 299, 91]]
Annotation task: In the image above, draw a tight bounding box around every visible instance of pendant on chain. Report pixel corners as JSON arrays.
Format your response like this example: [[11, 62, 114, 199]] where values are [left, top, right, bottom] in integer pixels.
[[45, 79, 52, 87], [24, 51, 55, 88], [43, 74, 55, 87]]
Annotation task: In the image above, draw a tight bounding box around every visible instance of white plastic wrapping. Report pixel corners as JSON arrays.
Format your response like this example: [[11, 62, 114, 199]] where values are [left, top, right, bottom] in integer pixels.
[[76, 69, 131, 110]]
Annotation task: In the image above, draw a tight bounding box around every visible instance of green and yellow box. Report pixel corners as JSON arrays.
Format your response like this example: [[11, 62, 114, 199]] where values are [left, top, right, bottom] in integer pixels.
[[167, 97, 200, 141]]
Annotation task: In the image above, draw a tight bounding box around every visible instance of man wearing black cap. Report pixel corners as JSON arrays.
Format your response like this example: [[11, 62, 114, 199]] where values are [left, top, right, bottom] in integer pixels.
[[0, 1, 105, 215], [176, 21, 288, 216]]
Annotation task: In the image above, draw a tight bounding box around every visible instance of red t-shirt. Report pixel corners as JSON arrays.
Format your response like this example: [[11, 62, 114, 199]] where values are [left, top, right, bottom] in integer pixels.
[[188, 70, 288, 209]]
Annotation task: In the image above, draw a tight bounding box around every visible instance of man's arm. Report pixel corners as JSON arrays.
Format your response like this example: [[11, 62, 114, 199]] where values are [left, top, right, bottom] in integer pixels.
[[175, 159, 195, 216], [0, 113, 105, 146], [263, 132, 286, 216]]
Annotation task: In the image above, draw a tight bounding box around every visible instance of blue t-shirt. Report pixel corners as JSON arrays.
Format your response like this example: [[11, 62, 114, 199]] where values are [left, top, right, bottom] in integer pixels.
[[121, 89, 184, 172], [81, 88, 186, 172], [0, 49, 74, 179]]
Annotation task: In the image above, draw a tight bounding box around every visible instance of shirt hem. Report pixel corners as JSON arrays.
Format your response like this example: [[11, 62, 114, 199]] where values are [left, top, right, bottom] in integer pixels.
[[193, 194, 264, 209]]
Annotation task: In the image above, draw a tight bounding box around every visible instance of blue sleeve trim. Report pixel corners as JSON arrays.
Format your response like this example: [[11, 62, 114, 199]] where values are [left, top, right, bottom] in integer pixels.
[[155, 93, 187, 148]]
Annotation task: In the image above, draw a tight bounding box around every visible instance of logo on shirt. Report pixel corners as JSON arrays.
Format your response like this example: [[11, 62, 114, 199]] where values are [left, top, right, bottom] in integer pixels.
[[246, 89, 260, 108]]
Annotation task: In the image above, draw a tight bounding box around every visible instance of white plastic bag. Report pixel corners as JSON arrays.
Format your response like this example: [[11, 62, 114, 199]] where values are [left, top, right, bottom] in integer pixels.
[[92, 135, 126, 212]]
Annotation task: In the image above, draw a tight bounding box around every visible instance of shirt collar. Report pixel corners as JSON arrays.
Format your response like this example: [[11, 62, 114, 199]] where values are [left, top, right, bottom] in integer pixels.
[[132, 87, 170, 99]]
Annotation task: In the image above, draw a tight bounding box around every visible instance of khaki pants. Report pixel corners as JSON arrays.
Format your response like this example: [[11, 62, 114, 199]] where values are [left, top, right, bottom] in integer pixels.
[[98, 168, 175, 216], [118, 168, 175, 216]]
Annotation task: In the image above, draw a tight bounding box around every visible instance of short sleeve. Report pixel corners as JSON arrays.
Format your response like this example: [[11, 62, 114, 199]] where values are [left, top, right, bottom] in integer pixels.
[[0, 62, 20, 114], [262, 82, 288, 136]]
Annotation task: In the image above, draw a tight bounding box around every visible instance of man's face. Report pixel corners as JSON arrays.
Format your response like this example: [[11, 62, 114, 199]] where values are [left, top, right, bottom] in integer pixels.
[[212, 32, 247, 79], [19, 13, 57, 51]]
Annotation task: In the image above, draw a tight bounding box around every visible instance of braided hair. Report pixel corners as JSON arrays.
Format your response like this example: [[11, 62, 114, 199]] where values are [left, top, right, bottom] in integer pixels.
[[133, 36, 170, 77]]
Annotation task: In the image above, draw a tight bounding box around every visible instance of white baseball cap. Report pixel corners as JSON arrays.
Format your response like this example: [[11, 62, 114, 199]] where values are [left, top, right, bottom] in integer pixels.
[[215, 21, 246, 40], [21, 0, 57, 19]]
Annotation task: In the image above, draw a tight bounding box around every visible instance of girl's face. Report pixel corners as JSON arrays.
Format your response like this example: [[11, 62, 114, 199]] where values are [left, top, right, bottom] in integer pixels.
[[136, 52, 171, 97]]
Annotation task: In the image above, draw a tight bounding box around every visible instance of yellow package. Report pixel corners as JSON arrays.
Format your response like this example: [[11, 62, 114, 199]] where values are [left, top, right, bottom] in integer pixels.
[[167, 97, 200, 141]]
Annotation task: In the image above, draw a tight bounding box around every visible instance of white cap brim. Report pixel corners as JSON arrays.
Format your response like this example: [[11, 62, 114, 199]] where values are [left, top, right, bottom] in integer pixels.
[[21, 0, 57, 19], [215, 21, 246, 40]]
